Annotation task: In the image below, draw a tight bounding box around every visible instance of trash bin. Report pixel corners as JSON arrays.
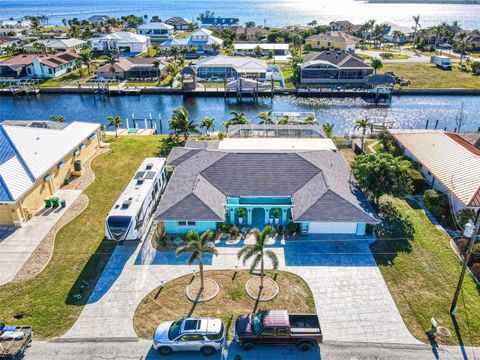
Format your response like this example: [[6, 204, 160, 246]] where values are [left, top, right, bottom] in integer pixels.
[[51, 197, 60, 207], [44, 198, 52, 208], [60, 199, 66, 208]]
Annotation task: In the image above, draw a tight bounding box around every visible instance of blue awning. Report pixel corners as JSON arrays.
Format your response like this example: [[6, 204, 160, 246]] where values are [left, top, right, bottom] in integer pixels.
[[44, 174, 52, 181], [87, 133, 96, 140], [79, 143, 86, 149], [73, 149, 80, 156], [57, 161, 65, 168]]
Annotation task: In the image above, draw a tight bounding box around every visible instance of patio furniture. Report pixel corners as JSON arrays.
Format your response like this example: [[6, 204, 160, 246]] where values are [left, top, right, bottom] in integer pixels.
[[44, 198, 52, 208], [50, 197, 60, 208], [60, 199, 66, 208]]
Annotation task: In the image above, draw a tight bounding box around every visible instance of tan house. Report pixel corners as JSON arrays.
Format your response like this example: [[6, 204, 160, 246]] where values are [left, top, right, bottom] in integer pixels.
[[306, 31, 360, 51], [95, 57, 166, 80], [0, 120, 101, 226]]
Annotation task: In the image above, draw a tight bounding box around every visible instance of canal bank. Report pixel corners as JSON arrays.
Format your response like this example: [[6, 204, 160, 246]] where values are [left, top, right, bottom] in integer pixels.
[[1, 93, 478, 135]]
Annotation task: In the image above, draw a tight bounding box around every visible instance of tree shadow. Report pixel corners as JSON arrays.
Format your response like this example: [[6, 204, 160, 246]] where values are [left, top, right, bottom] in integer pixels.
[[451, 315, 469, 360]]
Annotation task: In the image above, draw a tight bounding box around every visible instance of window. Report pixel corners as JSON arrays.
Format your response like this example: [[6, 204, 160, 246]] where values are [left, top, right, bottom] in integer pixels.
[[187, 221, 196, 226], [48, 68, 53, 74], [178, 221, 187, 226], [276, 328, 288, 337], [260, 328, 274, 336], [177, 334, 205, 342]]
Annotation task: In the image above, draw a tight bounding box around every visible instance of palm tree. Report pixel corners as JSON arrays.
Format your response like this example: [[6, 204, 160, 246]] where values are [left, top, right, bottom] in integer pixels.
[[176, 230, 218, 291], [200, 117, 215, 137], [277, 114, 289, 125], [322, 123, 334, 138], [304, 116, 316, 124], [152, 59, 162, 83], [106, 116, 122, 138], [169, 106, 199, 140], [455, 32, 468, 66], [211, 43, 221, 54], [257, 111, 274, 124], [50, 115, 65, 123], [169, 46, 180, 62], [228, 111, 249, 126], [412, 15, 421, 53], [78, 48, 92, 75], [237, 226, 278, 291], [371, 59, 383, 74], [105, 54, 119, 80], [151, 43, 160, 57], [354, 117, 373, 152]]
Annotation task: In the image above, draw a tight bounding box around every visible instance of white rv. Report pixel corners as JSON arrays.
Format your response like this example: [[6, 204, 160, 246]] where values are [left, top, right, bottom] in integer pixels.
[[105, 157, 167, 241]]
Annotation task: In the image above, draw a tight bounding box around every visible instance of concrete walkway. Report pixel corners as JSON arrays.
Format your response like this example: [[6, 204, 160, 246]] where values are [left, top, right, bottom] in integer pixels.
[[0, 189, 81, 285], [64, 234, 419, 344], [356, 49, 431, 63]]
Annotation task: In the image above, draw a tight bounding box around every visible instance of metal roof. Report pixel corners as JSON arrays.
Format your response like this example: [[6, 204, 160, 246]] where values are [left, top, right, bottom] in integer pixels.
[[390, 129, 480, 207]]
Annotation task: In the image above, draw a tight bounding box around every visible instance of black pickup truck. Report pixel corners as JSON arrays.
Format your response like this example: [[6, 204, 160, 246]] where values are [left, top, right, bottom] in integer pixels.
[[233, 310, 322, 351]]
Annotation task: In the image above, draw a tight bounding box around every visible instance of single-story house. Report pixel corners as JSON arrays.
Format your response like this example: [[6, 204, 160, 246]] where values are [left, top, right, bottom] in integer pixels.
[[230, 26, 271, 41], [87, 15, 110, 26], [329, 21, 362, 35], [200, 17, 239, 29], [298, 51, 373, 86], [89, 32, 150, 54], [137, 22, 173, 41], [0, 120, 101, 226], [154, 132, 378, 235], [0, 36, 22, 52], [161, 28, 223, 55], [454, 31, 480, 50], [194, 55, 269, 81], [306, 31, 360, 51], [23, 38, 87, 53], [458, 132, 480, 149], [25, 51, 79, 78], [0, 20, 31, 37], [165, 17, 192, 31], [389, 129, 480, 213], [95, 57, 166, 80], [233, 43, 290, 57], [0, 53, 36, 78]]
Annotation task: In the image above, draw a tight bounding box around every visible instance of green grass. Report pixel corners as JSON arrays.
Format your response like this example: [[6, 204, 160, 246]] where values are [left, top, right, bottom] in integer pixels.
[[0, 54, 13, 61], [372, 197, 480, 345], [277, 62, 295, 89], [0, 136, 163, 338], [40, 64, 101, 88], [382, 63, 480, 89]]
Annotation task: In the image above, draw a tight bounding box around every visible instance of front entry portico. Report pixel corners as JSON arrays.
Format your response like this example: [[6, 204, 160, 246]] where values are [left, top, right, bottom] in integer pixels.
[[227, 196, 292, 228]]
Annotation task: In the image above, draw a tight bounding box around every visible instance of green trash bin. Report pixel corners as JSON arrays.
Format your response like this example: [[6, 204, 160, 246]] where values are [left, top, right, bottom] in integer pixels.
[[44, 198, 52, 208], [51, 197, 60, 208], [60, 199, 66, 208]]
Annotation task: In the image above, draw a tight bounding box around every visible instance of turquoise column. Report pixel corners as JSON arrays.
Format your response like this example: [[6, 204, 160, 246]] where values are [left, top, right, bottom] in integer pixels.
[[247, 208, 252, 225], [282, 208, 288, 225], [229, 208, 235, 224], [264, 207, 271, 226]]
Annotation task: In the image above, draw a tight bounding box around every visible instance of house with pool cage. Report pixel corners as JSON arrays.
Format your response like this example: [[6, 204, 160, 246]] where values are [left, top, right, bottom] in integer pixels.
[[154, 122, 378, 235]]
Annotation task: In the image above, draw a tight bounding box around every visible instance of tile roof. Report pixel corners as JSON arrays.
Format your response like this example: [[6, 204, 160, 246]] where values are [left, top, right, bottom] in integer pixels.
[[306, 31, 360, 45], [155, 146, 377, 223], [301, 50, 371, 69], [390, 129, 480, 207], [138, 22, 173, 30], [196, 55, 267, 73]]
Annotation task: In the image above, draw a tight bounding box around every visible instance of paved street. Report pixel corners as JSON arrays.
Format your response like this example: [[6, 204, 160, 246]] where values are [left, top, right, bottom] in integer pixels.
[[63, 234, 419, 344]]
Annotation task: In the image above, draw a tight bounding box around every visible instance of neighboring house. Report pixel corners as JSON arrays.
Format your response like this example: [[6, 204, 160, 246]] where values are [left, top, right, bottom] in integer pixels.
[[389, 129, 480, 213], [165, 17, 191, 31], [233, 43, 290, 57], [200, 17, 239, 29], [382, 23, 410, 44], [454, 31, 480, 50], [230, 26, 271, 41], [95, 57, 166, 80], [161, 28, 223, 55], [24, 51, 79, 78], [194, 55, 269, 81], [90, 32, 150, 54], [0, 36, 22, 52], [87, 15, 110, 26], [23, 38, 87, 53], [298, 51, 373, 86], [0, 20, 31, 37], [418, 25, 462, 46], [458, 132, 480, 149], [306, 31, 360, 51], [137, 22, 173, 41], [0, 53, 37, 78], [0, 120, 101, 226], [329, 21, 362, 35], [154, 128, 378, 235]]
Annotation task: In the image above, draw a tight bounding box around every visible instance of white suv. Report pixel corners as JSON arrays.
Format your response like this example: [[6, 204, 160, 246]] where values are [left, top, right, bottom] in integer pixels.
[[153, 317, 225, 356]]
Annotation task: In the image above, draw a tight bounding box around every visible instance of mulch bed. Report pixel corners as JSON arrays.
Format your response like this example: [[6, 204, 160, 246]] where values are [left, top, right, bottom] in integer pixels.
[[245, 276, 279, 302], [185, 278, 219, 302]]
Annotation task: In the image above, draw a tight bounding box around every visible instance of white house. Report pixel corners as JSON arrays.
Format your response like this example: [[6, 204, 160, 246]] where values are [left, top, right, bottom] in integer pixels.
[[137, 22, 173, 41], [233, 43, 290, 58], [23, 38, 87, 53], [161, 28, 222, 55], [24, 51, 79, 78], [89, 32, 150, 54]]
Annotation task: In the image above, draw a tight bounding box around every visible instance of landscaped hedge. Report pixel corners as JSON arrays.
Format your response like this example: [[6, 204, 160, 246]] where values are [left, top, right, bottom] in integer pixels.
[[408, 168, 425, 194], [471, 243, 480, 264], [424, 189, 449, 219]]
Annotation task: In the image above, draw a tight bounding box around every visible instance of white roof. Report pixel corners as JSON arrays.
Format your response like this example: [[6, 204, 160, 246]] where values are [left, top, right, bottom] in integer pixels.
[[138, 22, 173, 30], [194, 28, 213, 36], [196, 55, 268, 73], [92, 32, 149, 43], [107, 157, 165, 217], [0, 121, 100, 201], [390, 129, 480, 207], [218, 138, 337, 152], [26, 38, 86, 49], [234, 43, 289, 51]]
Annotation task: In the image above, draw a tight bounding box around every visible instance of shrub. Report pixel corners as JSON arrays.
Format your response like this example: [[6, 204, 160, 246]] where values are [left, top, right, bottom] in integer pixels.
[[456, 209, 475, 228], [230, 225, 240, 238], [408, 168, 425, 194], [217, 223, 230, 232], [471, 61, 480, 75], [471, 243, 480, 264], [424, 189, 448, 219], [377, 199, 414, 238], [456, 237, 470, 255], [472, 263, 480, 280], [236, 208, 247, 218], [379, 52, 393, 59], [286, 222, 299, 234]]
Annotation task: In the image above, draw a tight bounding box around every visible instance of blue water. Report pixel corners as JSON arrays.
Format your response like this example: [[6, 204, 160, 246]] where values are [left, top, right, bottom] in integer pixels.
[[1, 94, 478, 135], [1, 0, 480, 30]]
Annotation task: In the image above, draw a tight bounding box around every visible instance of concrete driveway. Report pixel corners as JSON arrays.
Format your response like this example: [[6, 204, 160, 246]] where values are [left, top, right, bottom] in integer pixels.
[[63, 234, 419, 344]]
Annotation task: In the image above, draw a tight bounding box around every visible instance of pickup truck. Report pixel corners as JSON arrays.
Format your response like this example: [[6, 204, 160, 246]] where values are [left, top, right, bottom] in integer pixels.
[[233, 310, 322, 351]]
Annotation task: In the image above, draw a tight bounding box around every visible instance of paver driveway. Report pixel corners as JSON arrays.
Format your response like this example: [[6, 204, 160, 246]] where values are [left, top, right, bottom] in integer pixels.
[[63, 234, 420, 344]]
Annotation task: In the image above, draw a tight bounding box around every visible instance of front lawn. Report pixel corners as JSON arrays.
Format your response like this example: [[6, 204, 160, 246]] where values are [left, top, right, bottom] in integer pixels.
[[372, 197, 480, 345], [40, 64, 101, 88], [134, 270, 315, 340], [381, 63, 480, 89], [0, 136, 163, 338], [277, 62, 296, 89]]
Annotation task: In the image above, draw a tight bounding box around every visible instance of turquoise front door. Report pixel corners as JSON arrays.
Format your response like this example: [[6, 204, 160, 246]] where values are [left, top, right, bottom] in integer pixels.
[[251, 208, 265, 228]]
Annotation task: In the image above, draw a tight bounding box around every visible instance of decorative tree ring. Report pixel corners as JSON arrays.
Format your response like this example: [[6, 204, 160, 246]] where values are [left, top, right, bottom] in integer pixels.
[[185, 278, 219, 303], [245, 276, 279, 302]]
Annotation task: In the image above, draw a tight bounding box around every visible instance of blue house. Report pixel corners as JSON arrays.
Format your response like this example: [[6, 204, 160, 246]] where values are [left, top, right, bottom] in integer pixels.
[[154, 130, 378, 236], [200, 17, 239, 29]]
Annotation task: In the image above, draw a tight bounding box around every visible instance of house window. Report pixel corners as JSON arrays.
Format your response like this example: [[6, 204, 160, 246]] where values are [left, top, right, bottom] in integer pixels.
[[187, 221, 196, 226], [48, 68, 53, 74], [178, 221, 187, 226]]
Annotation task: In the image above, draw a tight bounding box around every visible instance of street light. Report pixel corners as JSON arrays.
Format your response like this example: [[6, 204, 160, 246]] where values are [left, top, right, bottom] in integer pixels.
[[450, 210, 480, 315]]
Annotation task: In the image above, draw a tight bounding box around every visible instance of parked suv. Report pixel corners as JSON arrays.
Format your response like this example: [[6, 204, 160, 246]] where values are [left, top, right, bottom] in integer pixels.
[[153, 317, 225, 356]]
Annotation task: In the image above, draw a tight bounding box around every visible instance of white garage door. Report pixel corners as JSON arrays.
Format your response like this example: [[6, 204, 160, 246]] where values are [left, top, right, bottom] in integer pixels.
[[309, 222, 358, 234]]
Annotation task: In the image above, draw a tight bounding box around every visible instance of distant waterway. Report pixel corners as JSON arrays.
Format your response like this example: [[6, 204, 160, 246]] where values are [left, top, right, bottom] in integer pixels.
[[1, 94, 479, 135]]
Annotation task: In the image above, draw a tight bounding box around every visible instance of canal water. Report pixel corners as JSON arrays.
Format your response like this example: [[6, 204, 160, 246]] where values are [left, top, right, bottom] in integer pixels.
[[1, 94, 479, 135]]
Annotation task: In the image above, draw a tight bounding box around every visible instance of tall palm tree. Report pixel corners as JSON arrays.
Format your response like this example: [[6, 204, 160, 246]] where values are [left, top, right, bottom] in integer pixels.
[[200, 117, 215, 137], [169, 106, 199, 140], [228, 111, 249, 125], [211, 43, 221, 54], [412, 15, 421, 53], [105, 54, 119, 80], [322, 123, 334, 138], [176, 230, 218, 291], [237, 226, 278, 290], [151, 43, 160, 57], [50, 115, 65, 123], [78, 48, 92, 75], [277, 114, 290, 125], [455, 32, 468, 66], [169, 46, 180, 62], [106, 116, 122, 138], [152, 59, 162, 83], [354, 117, 373, 152], [257, 111, 274, 124]]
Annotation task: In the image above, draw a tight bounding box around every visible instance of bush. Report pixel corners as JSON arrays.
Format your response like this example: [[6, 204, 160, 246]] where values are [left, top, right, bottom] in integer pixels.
[[472, 263, 480, 280], [471, 61, 480, 75], [217, 223, 230, 232], [408, 168, 425, 194], [379, 52, 393, 59], [456, 237, 470, 255], [286, 222, 299, 234], [456, 209, 475, 228], [471, 243, 480, 264], [377, 199, 414, 238], [424, 189, 448, 219], [229, 225, 240, 238]]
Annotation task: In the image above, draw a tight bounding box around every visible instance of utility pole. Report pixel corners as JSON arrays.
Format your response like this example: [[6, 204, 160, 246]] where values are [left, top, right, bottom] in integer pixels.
[[450, 210, 480, 315]]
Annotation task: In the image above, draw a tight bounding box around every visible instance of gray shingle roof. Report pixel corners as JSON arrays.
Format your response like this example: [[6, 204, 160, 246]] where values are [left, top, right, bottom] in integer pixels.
[[155, 146, 377, 223]]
